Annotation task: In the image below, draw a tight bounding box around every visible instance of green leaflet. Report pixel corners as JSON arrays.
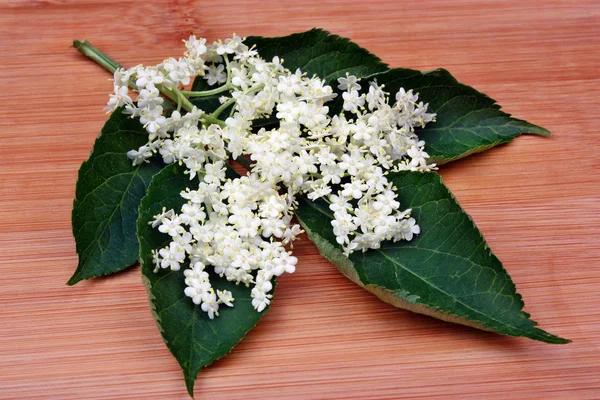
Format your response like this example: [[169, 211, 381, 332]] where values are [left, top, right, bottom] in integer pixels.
[[246, 28, 388, 83], [69, 110, 162, 285], [296, 171, 568, 344], [137, 163, 273, 398], [247, 29, 549, 163], [364, 68, 550, 164]]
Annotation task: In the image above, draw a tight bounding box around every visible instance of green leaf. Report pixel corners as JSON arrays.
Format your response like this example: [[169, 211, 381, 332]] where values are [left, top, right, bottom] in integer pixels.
[[244, 29, 549, 162], [138, 163, 273, 397], [246, 28, 388, 83], [296, 171, 568, 344], [69, 110, 162, 285], [366, 68, 550, 164]]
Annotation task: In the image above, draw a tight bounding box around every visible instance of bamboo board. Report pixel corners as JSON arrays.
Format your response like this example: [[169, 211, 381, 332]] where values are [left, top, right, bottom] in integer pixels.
[[0, 0, 599, 399]]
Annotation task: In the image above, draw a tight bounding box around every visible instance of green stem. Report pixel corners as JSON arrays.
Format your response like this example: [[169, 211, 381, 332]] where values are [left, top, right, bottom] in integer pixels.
[[209, 83, 265, 120], [163, 86, 196, 113], [204, 115, 226, 127], [73, 39, 227, 126], [199, 55, 234, 126], [224, 54, 232, 87], [181, 83, 231, 97], [210, 97, 237, 120], [73, 39, 122, 74]]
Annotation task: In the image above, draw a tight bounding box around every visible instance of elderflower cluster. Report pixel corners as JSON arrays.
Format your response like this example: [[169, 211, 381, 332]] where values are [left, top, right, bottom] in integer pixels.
[[106, 34, 436, 318]]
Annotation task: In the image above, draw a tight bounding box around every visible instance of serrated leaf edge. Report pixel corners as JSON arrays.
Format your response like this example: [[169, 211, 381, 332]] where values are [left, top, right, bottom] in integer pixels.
[[297, 171, 568, 344], [68, 116, 150, 285]]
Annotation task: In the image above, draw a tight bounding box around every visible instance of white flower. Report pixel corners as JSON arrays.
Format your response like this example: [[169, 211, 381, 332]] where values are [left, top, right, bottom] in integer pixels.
[[113, 68, 132, 87], [251, 273, 273, 312], [273, 252, 297, 275], [184, 262, 209, 285], [204, 64, 227, 86], [407, 144, 431, 170], [342, 89, 365, 113], [135, 67, 164, 89], [235, 46, 258, 62], [158, 215, 184, 237], [307, 182, 332, 200], [126, 145, 153, 166], [180, 203, 206, 225], [203, 161, 226, 184], [136, 83, 163, 109], [184, 282, 210, 305], [184, 36, 207, 70], [230, 65, 249, 90], [105, 85, 132, 113], [174, 232, 194, 254], [281, 224, 303, 245], [337, 74, 361, 91], [373, 190, 400, 215], [341, 179, 368, 199], [215, 35, 243, 55], [351, 119, 376, 142], [395, 87, 419, 107], [158, 242, 186, 271], [366, 82, 385, 110], [201, 291, 220, 319], [228, 206, 261, 237], [151, 249, 162, 273], [251, 289, 270, 312], [162, 57, 194, 88], [328, 194, 352, 213], [275, 101, 299, 122], [397, 217, 421, 241], [183, 262, 213, 304], [159, 139, 176, 164], [217, 290, 235, 307], [151, 207, 175, 228], [298, 103, 329, 130], [180, 188, 205, 204], [277, 70, 303, 98], [139, 105, 167, 134]]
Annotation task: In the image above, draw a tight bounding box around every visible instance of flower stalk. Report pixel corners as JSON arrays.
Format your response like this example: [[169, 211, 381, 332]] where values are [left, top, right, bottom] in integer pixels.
[[73, 40, 122, 75]]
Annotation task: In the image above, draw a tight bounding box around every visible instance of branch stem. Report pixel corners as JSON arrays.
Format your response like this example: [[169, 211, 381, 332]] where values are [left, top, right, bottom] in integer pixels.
[[73, 39, 122, 74], [181, 83, 231, 97], [73, 38, 226, 127]]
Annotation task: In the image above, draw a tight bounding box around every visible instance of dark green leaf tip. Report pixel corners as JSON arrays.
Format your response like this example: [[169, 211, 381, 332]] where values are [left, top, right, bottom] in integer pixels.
[[137, 164, 275, 397], [363, 67, 552, 164], [296, 171, 568, 344]]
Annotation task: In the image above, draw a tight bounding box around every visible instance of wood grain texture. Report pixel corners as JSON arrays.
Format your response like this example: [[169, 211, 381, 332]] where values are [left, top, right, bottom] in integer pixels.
[[0, 0, 599, 399]]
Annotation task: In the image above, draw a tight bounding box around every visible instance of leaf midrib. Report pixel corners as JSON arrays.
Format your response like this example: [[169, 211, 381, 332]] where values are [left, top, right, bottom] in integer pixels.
[[76, 167, 139, 273], [372, 249, 527, 335]]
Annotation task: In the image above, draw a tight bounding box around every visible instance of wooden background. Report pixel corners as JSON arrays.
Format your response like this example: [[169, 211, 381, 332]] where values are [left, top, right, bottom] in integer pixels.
[[1, 0, 599, 399]]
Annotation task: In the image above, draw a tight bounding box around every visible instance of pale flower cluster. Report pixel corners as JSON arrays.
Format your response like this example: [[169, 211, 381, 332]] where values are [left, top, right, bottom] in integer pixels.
[[106, 35, 436, 318]]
